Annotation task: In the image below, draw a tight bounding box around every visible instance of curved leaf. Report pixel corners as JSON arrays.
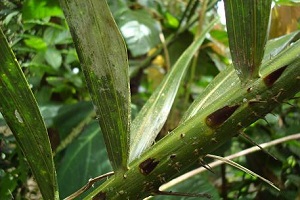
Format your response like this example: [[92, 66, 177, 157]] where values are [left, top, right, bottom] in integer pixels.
[[0, 28, 59, 200], [183, 31, 300, 122], [60, 0, 131, 171], [129, 18, 218, 162], [116, 9, 161, 57], [224, 0, 272, 83]]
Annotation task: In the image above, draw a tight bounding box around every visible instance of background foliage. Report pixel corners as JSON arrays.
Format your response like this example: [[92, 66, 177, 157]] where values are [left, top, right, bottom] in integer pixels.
[[0, 0, 300, 199]]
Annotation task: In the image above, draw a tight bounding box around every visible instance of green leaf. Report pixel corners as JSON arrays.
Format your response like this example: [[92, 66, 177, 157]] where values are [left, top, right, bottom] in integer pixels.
[[263, 31, 300, 61], [57, 122, 112, 199], [22, 0, 63, 20], [0, 28, 59, 199], [116, 9, 161, 57], [24, 36, 47, 50], [183, 32, 300, 122], [224, 0, 272, 83], [60, 0, 131, 171], [44, 47, 62, 69], [44, 47, 62, 70], [129, 18, 218, 162]]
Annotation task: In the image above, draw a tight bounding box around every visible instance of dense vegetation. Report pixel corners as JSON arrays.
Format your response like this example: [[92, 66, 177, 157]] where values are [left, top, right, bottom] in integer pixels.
[[1, 0, 300, 199]]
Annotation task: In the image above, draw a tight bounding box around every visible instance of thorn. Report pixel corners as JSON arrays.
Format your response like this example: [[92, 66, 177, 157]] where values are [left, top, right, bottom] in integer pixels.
[[155, 190, 211, 199], [199, 157, 215, 174], [290, 96, 300, 100], [262, 117, 271, 127], [239, 131, 278, 160], [269, 112, 277, 116], [282, 101, 295, 107], [272, 89, 284, 103]]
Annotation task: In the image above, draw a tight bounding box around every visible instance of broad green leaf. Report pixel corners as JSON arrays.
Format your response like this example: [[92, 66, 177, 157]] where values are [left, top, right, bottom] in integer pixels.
[[129, 18, 218, 162], [22, 0, 63, 20], [115, 9, 161, 57], [24, 36, 47, 50], [53, 101, 94, 139], [224, 0, 272, 83], [60, 0, 130, 171], [57, 122, 112, 199], [0, 28, 59, 199], [45, 47, 62, 70]]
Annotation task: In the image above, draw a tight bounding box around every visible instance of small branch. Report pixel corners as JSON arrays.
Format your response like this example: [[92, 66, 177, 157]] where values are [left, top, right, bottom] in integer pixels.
[[206, 154, 280, 191], [64, 171, 114, 200], [238, 131, 278, 160], [159, 32, 170, 72], [160, 133, 300, 191], [53, 111, 95, 156]]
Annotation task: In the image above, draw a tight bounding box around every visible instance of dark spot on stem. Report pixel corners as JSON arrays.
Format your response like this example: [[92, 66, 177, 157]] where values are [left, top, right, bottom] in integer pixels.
[[139, 158, 159, 175], [263, 66, 287, 87], [206, 105, 240, 128], [169, 154, 177, 159], [92, 192, 106, 200]]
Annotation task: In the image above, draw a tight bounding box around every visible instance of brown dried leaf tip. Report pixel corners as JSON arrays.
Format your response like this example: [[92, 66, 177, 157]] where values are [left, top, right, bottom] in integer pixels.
[[139, 158, 160, 175], [206, 105, 240, 128], [263, 66, 287, 87]]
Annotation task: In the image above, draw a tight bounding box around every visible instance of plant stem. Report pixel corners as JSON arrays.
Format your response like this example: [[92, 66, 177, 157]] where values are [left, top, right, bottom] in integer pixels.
[[84, 44, 300, 199], [160, 133, 300, 191]]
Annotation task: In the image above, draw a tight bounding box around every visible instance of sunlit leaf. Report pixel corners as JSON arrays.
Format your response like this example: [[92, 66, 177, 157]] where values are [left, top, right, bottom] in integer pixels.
[[116, 9, 161, 57], [22, 0, 63, 20]]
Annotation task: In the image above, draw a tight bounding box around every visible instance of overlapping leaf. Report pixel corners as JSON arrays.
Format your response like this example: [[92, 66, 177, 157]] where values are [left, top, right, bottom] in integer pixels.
[[58, 122, 111, 199], [224, 0, 272, 83], [60, 0, 130, 171], [129, 18, 218, 162], [183, 30, 300, 122], [0, 28, 59, 200]]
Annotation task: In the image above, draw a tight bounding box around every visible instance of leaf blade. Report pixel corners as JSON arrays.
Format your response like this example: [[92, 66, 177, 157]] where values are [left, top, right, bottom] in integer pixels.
[[60, 0, 130, 171], [224, 0, 272, 83], [129, 18, 218, 162], [0, 28, 59, 200]]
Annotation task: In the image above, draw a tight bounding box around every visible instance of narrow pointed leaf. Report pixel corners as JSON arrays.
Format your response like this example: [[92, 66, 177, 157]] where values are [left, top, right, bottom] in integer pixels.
[[60, 0, 130, 171], [224, 0, 272, 83], [183, 31, 300, 122], [0, 28, 59, 200], [129, 18, 218, 162]]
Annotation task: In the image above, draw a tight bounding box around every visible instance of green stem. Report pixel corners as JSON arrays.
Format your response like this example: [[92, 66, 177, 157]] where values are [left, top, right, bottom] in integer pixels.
[[184, 0, 209, 108], [84, 41, 300, 200]]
